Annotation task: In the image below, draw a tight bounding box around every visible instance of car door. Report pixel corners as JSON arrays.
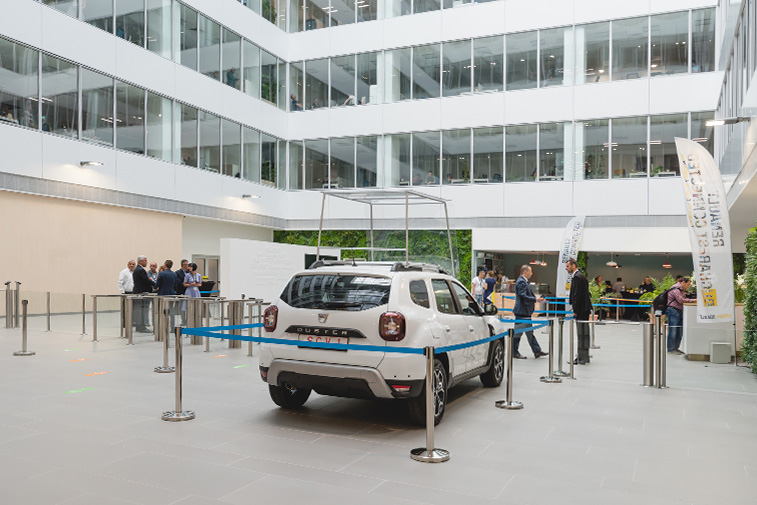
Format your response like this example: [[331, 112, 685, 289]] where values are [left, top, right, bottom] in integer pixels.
[[448, 280, 489, 372], [430, 279, 468, 377]]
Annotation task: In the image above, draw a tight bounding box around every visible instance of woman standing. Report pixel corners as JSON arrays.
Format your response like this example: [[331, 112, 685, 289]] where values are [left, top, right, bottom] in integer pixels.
[[184, 263, 201, 298]]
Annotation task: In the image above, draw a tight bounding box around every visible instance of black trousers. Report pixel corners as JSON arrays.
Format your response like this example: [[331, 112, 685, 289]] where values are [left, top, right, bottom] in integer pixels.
[[576, 311, 591, 362]]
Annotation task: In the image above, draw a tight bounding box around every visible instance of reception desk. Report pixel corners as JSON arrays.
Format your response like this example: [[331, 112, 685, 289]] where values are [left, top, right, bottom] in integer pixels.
[[682, 302, 744, 360]]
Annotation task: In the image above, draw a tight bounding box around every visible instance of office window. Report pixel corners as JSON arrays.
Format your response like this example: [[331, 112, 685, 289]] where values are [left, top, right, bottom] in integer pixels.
[[43, 0, 77, 18], [221, 119, 241, 177], [179, 5, 198, 71], [41, 55, 78, 138], [288, 140, 303, 189], [414, 0, 440, 14], [0, 39, 38, 129], [442, 39, 472, 97], [505, 125, 537, 181], [146, 0, 171, 58], [261, 49, 278, 105], [305, 58, 328, 109], [384, 1, 411, 18], [146, 91, 172, 161], [178, 103, 197, 167], [357, 52, 381, 105], [692, 8, 715, 72], [576, 119, 608, 180], [473, 35, 503, 92], [80, 69, 113, 146], [413, 44, 441, 99], [222, 29, 242, 90], [242, 126, 260, 182], [277, 139, 286, 189], [262, 133, 278, 185], [443, 0, 471, 6], [651, 12, 688, 76], [330, 137, 355, 188], [539, 122, 565, 180], [613, 17, 648, 81], [412, 131, 440, 185], [331, 0, 356, 26], [243, 40, 260, 99], [290, 62, 304, 110], [690, 111, 714, 155], [304, 0, 329, 29], [385, 48, 411, 103], [198, 110, 220, 172], [116, 0, 144, 47], [278, 58, 286, 110], [385, 133, 411, 186], [305, 139, 329, 189], [506, 31, 537, 90], [358, 0, 379, 22], [241, 0, 262, 15], [83, 0, 113, 32], [650, 114, 686, 177], [356, 135, 379, 187], [473, 127, 503, 183], [576, 22, 609, 84], [288, 0, 302, 32], [611, 116, 647, 178], [331, 55, 356, 107], [262, 0, 277, 24], [199, 15, 221, 80], [115, 81, 144, 152], [540, 27, 567, 87], [442, 129, 470, 184]]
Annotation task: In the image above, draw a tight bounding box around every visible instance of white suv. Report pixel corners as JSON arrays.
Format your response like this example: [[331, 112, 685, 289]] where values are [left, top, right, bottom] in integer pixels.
[[258, 261, 505, 425]]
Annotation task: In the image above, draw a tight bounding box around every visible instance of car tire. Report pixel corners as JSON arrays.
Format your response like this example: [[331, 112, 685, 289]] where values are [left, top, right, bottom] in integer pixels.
[[269, 384, 311, 409], [407, 358, 447, 426], [480, 339, 505, 387]]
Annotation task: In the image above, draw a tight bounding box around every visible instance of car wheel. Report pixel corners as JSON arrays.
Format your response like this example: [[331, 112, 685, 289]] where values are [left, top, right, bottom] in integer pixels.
[[269, 384, 311, 409], [480, 339, 504, 387], [407, 359, 448, 426]]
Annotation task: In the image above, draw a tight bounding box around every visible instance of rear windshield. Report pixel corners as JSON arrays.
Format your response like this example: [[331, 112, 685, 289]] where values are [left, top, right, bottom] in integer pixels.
[[280, 274, 392, 311]]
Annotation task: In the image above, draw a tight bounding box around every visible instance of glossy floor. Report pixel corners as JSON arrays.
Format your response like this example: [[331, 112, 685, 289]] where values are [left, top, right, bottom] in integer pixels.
[[1, 320, 756, 505]]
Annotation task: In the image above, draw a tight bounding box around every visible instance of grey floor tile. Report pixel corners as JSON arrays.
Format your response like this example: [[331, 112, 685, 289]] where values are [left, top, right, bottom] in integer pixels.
[[0, 474, 86, 505]]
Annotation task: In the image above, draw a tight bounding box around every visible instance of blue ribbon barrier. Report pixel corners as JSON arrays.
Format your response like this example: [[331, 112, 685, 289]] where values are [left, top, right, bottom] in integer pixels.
[[593, 303, 652, 308], [199, 291, 219, 294], [533, 310, 573, 315]]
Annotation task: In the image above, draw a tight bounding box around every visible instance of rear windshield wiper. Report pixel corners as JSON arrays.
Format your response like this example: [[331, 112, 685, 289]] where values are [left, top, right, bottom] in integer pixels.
[[320, 301, 364, 309]]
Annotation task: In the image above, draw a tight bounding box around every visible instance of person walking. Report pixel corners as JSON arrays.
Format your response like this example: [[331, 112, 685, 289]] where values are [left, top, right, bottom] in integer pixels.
[[132, 255, 156, 332], [666, 277, 696, 354], [472, 269, 486, 306], [566, 258, 592, 364], [483, 270, 496, 305], [512, 265, 548, 359]]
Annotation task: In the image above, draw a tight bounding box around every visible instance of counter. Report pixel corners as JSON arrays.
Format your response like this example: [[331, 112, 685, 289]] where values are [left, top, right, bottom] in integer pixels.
[[682, 302, 744, 360]]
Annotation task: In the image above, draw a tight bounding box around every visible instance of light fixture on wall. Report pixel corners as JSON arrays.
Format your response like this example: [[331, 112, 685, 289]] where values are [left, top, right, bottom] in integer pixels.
[[241, 194, 260, 199], [79, 161, 103, 167], [662, 253, 673, 269], [529, 251, 540, 265], [606, 253, 618, 268], [705, 116, 750, 127]]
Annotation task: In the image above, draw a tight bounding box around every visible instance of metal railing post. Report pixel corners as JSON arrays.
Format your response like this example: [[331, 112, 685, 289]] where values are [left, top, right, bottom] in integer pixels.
[[155, 303, 175, 373], [45, 292, 51, 332], [642, 322, 654, 387], [495, 329, 523, 409], [14, 281, 21, 328], [120, 295, 126, 339], [14, 300, 35, 356], [161, 327, 194, 422], [228, 300, 242, 349], [659, 323, 668, 388], [204, 299, 211, 352], [92, 296, 98, 342], [569, 318, 576, 380], [410, 347, 449, 463], [4, 282, 12, 328], [125, 296, 134, 345], [540, 319, 562, 383], [81, 293, 86, 335], [615, 298, 620, 322], [554, 318, 569, 377], [590, 309, 600, 349]]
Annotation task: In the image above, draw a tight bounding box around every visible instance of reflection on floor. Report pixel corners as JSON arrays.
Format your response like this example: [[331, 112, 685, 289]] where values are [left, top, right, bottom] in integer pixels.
[[1, 320, 757, 505]]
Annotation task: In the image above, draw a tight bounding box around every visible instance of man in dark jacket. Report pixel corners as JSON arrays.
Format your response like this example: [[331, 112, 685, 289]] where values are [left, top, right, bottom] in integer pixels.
[[132, 255, 155, 332], [512, 265, 548, 359], [157, 260, 178, 331], [567, 258, 592, 364], [175, 259, 189, 325]]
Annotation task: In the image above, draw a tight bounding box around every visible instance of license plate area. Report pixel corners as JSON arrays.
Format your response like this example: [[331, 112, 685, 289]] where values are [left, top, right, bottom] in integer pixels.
[[298, 334, 349, 350]]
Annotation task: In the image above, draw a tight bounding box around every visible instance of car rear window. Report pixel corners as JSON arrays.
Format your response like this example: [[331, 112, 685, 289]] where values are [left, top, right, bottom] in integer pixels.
[[280, 274, 391, 311]]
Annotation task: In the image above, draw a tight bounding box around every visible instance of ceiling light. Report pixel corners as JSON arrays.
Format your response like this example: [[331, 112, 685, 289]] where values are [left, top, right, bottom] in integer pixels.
[[79, 161, 103, 167], [606, 252, 617, 268], [706, 117, 750, 127], [662, 253, 672, 269]]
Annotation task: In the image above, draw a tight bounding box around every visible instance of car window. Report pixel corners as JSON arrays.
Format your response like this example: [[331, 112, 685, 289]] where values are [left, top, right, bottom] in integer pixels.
[[450, 281, 483, 316], [432, 279, 460, 314], [280, 274, 391, 310], [409, 279, 430, 308]]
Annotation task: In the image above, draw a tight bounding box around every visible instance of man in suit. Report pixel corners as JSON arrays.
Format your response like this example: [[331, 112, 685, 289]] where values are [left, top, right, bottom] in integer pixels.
[[567, 258, 592, 364], [132, 255, 155, 332], [175, 259, 190, 326], [157, 260, 179, 331], [512, 265, 548, 359]]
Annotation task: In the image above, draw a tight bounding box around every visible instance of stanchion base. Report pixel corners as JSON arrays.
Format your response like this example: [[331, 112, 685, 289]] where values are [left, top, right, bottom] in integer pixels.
[[410, 448, 450, 463], [154, 366, 175, 373], [161, 410, 195, 422], [553, 371, 570, 377], [590, 345, 601, 349], [655, 385, 669, 389], [540, 376, 562, 383], [495, 400, 523, 410], [13, 350, 36, 356]]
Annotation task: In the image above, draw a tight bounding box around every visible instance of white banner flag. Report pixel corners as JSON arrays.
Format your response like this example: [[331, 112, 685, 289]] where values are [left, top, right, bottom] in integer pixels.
[[556, 216, 586, 298], [675, 138, 734, 323]]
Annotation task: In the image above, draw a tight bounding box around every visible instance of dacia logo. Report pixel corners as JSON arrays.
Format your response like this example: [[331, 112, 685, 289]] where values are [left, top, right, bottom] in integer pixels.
[[318, 313, 328, 323]]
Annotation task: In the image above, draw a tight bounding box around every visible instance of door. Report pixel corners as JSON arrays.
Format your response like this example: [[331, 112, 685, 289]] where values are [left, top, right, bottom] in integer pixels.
[[449, 280, 489, 371], [430, 279, 468, 377]]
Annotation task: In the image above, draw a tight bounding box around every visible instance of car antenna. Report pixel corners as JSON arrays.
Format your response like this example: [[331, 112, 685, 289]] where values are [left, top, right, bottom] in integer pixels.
[[351, 255, 357, 267]]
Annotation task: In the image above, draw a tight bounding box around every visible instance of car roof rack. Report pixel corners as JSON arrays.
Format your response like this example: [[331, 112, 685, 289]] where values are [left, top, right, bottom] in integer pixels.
[[391, 262, 451, 275], [308, 259, 374, 270]]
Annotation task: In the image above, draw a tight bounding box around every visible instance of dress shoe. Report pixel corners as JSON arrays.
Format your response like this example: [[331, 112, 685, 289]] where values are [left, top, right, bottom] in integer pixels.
[[534, 351, 548, 358], [570, 358, 589, 365], [513, 353, 527, 359]]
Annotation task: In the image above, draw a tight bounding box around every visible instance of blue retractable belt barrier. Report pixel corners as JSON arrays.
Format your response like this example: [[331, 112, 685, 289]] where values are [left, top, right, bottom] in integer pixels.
[[593, 303, 652, 308], [199, 291, 220, 294]]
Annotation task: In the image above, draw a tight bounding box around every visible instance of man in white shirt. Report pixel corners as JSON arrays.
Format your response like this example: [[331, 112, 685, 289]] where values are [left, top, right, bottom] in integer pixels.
[[471, 269, 486, 306], [119, 260, 136, 294]]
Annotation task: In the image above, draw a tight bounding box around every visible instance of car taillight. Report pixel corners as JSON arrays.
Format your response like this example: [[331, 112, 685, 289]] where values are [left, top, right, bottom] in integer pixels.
[[263, 305, 278, 332], [379, 312, 405, 341]]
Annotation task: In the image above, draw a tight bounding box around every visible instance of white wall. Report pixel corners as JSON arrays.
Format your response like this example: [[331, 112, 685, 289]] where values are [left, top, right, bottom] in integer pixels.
[[219, 239, 340, 302], [182, 217, 273, 259]]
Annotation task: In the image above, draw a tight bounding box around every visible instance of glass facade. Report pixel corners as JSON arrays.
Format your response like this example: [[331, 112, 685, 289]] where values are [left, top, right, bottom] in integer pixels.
[[473, 127, 503, 183], [612, 17, 648, 80], [0, 38, 38, 129], [505, 124, 537, 181], [506, 31, 538, 91], [413, 44, 441, 99], [442, 129, 470, 184], [442, 40, 472, 97], [81, 69, 114, 146], [412, 131, 440, 185], [330, 55, 355, 107], [473, 36, 504, 92], [651, 12, 689, 76], [649, 114, 687, 176], [115, 81, 144, 153], [41, 55, 78, 138], [611, 116, 647, 179], [146, 91, 172, 161]]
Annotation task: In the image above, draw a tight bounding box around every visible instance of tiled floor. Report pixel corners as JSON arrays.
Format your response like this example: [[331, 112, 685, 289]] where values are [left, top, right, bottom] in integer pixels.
[[2, 318, 757, 505]]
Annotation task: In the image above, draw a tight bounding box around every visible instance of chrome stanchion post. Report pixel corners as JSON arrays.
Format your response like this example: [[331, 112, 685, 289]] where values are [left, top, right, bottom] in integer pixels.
[[659, 323, 668, 388], [540, 319, 562, 383], [247, 302, 254, 357], [495, 329, 523, 410], [14, 281, 21, 328], [92, 296, 98, 342], [229, 301, 242, 349], [46, 292, 51, 332], [81, 293, 86, 335], [155, 303, 175, 373], [590, 309, 600, 349], [615, 298, 620, 323], [554, 318, 569, 377], [569, 318, 575, 380], [204, 300, 211, 352], [410, 347, 449, 463], [125, 296, 134, 345], [642, 322, 654, 387], [162, 327, 195, 422], [120, 295, 126, 339], [14, 300, 35, 356], [654, 313, 663, 388], [5, 282, 12, 329]]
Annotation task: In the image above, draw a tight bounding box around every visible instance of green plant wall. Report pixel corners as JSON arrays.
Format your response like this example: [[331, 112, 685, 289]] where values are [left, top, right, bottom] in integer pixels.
[[741, 226, 757, 372]]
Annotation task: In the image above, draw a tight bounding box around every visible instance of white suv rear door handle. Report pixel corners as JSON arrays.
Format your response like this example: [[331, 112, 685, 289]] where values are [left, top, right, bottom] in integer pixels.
[[468, 326, 475, 332]]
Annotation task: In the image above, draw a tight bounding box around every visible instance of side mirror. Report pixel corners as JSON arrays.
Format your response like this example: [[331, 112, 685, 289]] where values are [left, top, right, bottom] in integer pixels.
[[484, 304, 498, 316]]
